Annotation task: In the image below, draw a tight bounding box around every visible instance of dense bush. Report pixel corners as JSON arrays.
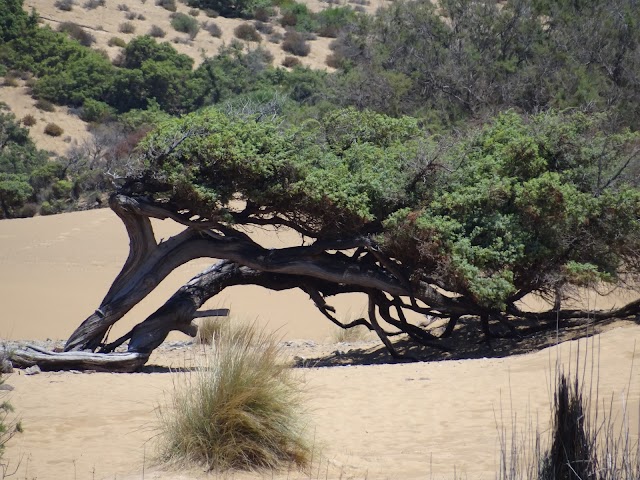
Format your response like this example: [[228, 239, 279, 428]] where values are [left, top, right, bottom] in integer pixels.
[[55, 0, 75, 11], [170, 13, 200, 38], [108, 36, 127, 47], [281, 30, 310, 56], [119, 22, 136, 34], [44, 122, 64, 136], [204, 21, 221, 37], [281, 55, 300, 68], [146, 25, 165, 38], [234, 23, 261, 42], [57, 21, 96, 47], [186, 0, 271, 19], [156, 0, 177, 11]]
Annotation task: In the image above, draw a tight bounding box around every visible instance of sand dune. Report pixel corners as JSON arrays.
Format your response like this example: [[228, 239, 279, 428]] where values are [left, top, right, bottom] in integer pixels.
[[1, 208, 639, 479]]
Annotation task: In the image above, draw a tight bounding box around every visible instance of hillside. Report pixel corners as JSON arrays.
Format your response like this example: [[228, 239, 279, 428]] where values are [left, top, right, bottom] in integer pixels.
[[1, 0, 388, 156]]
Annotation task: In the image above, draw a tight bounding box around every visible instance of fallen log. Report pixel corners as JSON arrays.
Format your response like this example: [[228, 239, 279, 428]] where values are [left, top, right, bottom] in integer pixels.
[[10, 345, 149, 373]]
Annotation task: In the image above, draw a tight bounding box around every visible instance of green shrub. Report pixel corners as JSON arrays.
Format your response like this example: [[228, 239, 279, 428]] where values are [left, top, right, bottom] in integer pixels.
[[35, 99, 56, 112], [55, 0, 75, 11], [316, 7, 355, 38], [234, 23, 261, 42], [40, 200, 60, 215], [204, 8, 218, 17], [282, 30, 310, 56], [52, 179, 73, 199], [156, 322, 311, 471], [80, 98, 114, 122], [117, 3, 130, 10], [170, 13, 200, 38], [253, 6, 272, 22], [58, 22, 96, 47], [156, 0, 177, 12], [108, 36, 127, 47], [44, 123, 64, 137], [83, 0, 106, 9], [21, 114, 36, 126], [204, 22, 222, 37], [119, 22, 136, 34], [188, 8, 200, 16]]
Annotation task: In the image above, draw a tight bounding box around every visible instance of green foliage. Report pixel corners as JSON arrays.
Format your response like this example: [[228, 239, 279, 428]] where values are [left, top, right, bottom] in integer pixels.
[[80, 98, 115, 122], [170, 13, 200, 39], [138, 108, 639, 310], [186, 0, 271, 18], [315, 6, 356, 38], [0, 173, 33, 218]]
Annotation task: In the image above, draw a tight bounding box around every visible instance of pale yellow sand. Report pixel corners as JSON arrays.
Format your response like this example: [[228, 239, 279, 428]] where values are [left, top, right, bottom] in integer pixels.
[[1, 209, 639, 480], [3, 326, 639, 480]]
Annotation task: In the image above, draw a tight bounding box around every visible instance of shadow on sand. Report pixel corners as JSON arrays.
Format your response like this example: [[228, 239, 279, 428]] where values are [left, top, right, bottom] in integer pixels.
[[296, 316, 637, 368]]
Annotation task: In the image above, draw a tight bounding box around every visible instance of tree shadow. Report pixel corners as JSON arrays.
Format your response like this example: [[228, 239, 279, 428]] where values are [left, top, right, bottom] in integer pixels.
[[296, 316, 636, 368]]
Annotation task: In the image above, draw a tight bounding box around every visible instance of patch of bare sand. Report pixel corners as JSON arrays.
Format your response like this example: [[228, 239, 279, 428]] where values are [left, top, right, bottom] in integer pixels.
[[3, 325, 639, 479]]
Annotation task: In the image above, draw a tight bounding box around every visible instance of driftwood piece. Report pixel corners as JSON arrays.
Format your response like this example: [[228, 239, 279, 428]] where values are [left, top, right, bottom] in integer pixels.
[[10, 345, 149, 373]]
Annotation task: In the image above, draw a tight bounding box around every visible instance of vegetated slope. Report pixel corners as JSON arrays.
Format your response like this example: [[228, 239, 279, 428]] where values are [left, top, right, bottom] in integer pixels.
[[0, 78, 91, 157], [3, 0, 388, 156]]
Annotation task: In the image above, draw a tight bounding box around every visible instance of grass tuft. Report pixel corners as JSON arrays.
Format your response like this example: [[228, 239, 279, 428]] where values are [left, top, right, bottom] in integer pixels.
[[156, 322, 311, 472]]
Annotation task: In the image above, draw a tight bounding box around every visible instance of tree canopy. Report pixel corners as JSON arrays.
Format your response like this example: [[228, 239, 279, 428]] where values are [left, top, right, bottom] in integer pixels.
[[57, 107, 640, 366]]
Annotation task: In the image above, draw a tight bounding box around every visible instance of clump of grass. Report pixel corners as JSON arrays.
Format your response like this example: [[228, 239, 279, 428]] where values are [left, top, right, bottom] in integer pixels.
[[156, 322, 311, 471], [331, 324, 370, 343], [0, 369, 22, 466], [497, 347, 640, 480], [195, 317, 226, 345], [44, 123, 64, 137], [149, 24, 166, 37], [119, 22, 136, 34], [21, 114, 36, 126]]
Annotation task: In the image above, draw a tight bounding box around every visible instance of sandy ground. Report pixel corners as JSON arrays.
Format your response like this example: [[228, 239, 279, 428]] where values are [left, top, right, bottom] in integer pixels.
[[0, 209, 639, 480]]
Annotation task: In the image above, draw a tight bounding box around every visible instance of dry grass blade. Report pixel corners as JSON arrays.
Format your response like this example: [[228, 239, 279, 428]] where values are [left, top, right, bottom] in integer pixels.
[[156, 322, 311, 472]]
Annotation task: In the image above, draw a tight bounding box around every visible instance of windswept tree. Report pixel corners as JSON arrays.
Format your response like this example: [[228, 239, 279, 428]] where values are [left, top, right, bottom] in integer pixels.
[[14, 108, 640, 371]]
